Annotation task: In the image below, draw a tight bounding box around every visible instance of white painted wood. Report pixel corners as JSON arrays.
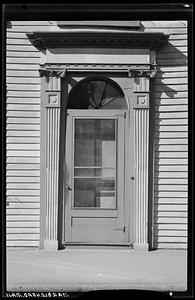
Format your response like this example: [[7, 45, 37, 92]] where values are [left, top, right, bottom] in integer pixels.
[[6, 144, 40, 150], [7, 241, 39, 247], [155, 139, 187, 144], [7, 131, 40, 137], [155, 106, 187, 112], [7, 151, 40, 157], [7, 51, 40, 58], [155, 184, 188, 191], [7, 70, 39, 76], [7, 117, 40, 124], [154, 178, 187, 184], [155, 230, 187, 237], [6, 215, 40, 221], [6, 64, 39, 70], [155, 198, 187, 204], [134, 108, 149, 249], [154, 204, 187, 211], [6, 111, 40, 117], [7, 84, 40, 91], [155, 118, 188, 125], [7, 222, 40, 228], [7, 137, 40, 143], [7, 177, 40, 182], [7, 202, 40, 208], [7, 228, 40, 233], [6, 157, 40, 163], [155, 243, 187, 249], [6, 196, 40, 202], [7, 164, 40, 170], [155, 172, 188, 178], [156, 152, 187, 158], [7, 77, 40, 84], [7, 183, 40, 189], [46, 48, 150, 64], [154, 224, 187, 230], [7, 190, 40, 196]]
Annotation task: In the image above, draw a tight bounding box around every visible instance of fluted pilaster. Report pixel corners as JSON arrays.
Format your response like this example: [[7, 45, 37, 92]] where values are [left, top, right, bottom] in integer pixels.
[[134, 108, 149, 250]]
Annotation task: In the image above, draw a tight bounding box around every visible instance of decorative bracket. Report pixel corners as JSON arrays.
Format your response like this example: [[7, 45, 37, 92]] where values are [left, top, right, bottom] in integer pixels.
[[39, 68, 66, 78], [128, 65, 157, 78]]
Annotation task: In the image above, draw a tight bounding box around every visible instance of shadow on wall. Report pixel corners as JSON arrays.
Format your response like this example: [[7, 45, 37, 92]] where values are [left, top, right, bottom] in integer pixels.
[[148, 39, 188, 250]]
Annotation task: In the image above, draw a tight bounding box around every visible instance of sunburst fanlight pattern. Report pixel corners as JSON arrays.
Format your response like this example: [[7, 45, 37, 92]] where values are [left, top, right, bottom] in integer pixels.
[[67, 78, 127, 109]]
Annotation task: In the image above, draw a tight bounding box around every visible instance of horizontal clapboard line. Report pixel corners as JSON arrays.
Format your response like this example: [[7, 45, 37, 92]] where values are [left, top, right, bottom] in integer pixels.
[[6, 151, 40, 157], [7, 116, 40, 124], [154, 172, 188, 177], [155, 73, 187, 78], [6, 46, 39, 52], [6, 111, 40, 117], [7, 210, 40, 215], [6, 64, 39, 70], [154, 118, 188, 125], [7, 202, 40, 208], [7, 164, 40, 169], [6, 191, 40, 196], [6, 78, 40, 84], [155, 79, 188, 84], [7, 99, 40, 104], [7, 145, 40, 150], [7, 104, 40, 110], [154, 153, 187, 159], [6, 132, 40, 137], [155, 138, 188, 145], [6, 125, 40, 130], [154, 177, 188, 184], [7, 196, 40, 200], [153, 92, 188, 99], [157, 53, 187, 60], [154, 192, 188, 197], [6, 177, 40, 182], [7, 81, 40, 85], [154, 113, 188, 118]]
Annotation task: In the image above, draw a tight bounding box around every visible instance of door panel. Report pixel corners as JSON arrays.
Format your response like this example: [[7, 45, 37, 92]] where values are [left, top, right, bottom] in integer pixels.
[[65, 110, 128, 244]]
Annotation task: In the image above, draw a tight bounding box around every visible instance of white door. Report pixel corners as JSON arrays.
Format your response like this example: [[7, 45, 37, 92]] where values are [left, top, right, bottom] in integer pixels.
[[64, 109, 129, 245]]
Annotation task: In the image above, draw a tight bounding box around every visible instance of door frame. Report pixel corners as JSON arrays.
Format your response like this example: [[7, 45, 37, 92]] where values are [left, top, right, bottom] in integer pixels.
[[39, 66, 154, 250], [63, 109, 131, 245]]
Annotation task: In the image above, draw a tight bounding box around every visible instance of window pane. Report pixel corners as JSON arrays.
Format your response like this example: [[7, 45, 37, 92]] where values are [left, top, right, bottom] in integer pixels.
[[74, 118, 116, 209], [74, 119, 116, 167], [74, 178, 116, 208]]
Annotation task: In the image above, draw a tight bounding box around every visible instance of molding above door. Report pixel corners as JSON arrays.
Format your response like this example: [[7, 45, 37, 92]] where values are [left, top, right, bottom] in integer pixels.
[[27, 31, 169, 50]]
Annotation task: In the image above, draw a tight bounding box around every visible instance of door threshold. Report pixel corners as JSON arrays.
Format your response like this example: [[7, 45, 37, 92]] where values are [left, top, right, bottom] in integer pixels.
[[63, 243, 133, 250]]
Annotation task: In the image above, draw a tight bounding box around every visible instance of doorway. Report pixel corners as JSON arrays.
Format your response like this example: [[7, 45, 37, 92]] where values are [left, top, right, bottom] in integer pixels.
[[64, 76, 130, 245]]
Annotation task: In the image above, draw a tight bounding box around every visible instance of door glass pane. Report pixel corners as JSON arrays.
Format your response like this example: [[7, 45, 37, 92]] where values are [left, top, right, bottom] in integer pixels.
[[74, 119, 116, 209]]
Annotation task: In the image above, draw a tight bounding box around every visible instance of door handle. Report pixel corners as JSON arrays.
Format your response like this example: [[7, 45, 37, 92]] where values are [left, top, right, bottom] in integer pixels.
[[114, 226, 125, 233], [67, 186, 72, 191]]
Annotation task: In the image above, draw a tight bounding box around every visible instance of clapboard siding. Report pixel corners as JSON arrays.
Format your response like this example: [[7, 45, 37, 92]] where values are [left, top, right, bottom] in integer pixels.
[[6, 22, 45, 248], [143, 21, 188, 249]]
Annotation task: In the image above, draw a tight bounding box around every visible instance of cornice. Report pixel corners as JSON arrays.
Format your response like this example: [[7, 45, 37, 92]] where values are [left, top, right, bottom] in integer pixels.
[[27, 31, 169, 50], [38, 63, 157, 78]]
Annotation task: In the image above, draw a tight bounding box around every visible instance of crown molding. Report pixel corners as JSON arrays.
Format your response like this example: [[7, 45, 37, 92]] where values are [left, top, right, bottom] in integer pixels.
[[27, 31, 169, 50]]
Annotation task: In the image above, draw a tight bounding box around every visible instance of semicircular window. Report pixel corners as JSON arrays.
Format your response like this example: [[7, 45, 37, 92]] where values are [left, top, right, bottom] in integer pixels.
[[67, 77, 127, 109]]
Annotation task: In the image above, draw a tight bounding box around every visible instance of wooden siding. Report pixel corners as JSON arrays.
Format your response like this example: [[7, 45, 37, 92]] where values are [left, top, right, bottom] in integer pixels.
[[143, 21, 188, 249], [6, 22, 49, 248], [6, 21, 188, 249]]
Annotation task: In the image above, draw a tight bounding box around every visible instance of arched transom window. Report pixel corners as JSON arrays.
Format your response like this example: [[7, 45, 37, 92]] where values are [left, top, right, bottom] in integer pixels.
[[67, 77, 127, 109]]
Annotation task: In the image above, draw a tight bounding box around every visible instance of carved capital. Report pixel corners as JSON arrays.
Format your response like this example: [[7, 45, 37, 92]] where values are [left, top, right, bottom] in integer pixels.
[[39, 68, 66, 78], [128, 66, 157, 78]]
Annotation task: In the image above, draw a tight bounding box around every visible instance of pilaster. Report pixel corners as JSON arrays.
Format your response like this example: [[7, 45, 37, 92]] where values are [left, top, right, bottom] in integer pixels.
[[40, 68, 66, 250], [128, 68, 156, 251]]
